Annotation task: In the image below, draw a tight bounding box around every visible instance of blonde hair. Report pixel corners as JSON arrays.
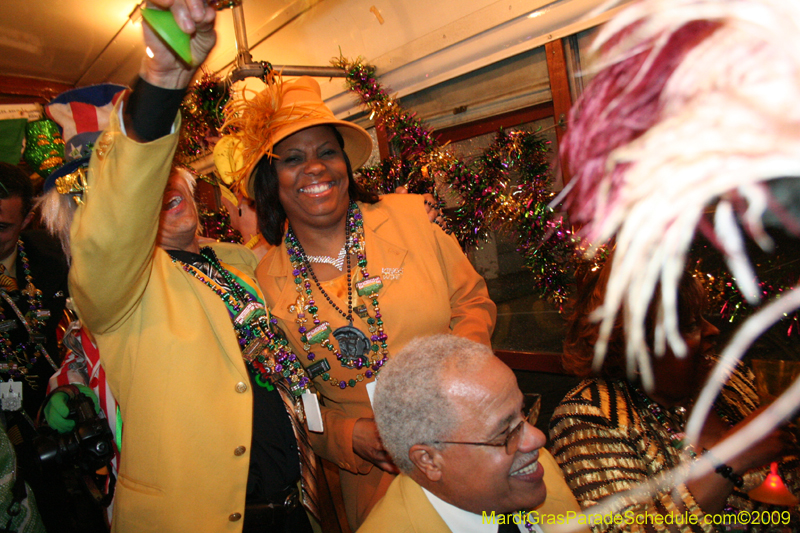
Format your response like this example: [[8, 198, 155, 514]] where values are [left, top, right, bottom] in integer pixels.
[[36, 188, 77, 264]]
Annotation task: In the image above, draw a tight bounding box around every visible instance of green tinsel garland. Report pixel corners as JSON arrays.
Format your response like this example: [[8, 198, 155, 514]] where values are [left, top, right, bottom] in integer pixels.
[[181, 58, 797, 323], [176, 73, 229, 164], [334, 56, 586, 305]]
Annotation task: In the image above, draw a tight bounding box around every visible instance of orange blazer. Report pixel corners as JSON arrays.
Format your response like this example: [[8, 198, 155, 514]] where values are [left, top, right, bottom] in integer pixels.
[[256, 194, 497, 529]]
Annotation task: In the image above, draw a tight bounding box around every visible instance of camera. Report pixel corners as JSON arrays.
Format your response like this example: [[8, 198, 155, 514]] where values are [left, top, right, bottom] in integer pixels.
[[34, 388, 115, 473]]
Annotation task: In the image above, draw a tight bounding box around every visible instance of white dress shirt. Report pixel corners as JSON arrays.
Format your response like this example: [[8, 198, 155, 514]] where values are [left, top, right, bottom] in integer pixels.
[[421, 487, 544, 533]]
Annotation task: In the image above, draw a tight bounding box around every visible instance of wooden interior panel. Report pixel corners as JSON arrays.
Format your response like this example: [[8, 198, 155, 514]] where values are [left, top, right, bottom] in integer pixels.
[[0, 76, 73, 104]]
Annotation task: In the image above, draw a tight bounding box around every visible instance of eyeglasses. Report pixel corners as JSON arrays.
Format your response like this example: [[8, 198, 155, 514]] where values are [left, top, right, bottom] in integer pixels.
[[428, 393, 542, 456], [430, 418, 526, 455]]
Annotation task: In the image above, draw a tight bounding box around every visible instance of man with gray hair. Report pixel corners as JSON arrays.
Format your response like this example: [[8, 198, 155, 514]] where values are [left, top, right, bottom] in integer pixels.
[[360, 334, 586, 533]]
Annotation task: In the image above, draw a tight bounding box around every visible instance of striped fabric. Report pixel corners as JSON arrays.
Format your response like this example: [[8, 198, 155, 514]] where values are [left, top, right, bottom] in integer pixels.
[[47, 324, 119, 526], [0, 264, 17, 291], [44, 84, 127, 162], [276, 380, 321, 522], [549, 365, 799, 533]]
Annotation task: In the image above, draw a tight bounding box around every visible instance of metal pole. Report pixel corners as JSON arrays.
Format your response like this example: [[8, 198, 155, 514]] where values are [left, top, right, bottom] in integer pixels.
[[230, 4, 253, 66], [227, 64, 346, 83], [216, 1, 348, 82], [271, 65, 347, 78]]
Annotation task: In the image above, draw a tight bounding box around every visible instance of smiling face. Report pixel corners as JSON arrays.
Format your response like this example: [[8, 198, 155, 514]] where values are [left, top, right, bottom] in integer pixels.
[[273, 125, 350, 232], [435, 357, 547, 514], [157, 168, 199, 252]]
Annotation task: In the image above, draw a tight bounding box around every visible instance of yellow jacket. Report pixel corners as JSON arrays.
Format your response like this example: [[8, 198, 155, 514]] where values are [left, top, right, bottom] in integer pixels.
[[357, 450, 590, 533], [70, 110, 258, 532], [256, 194, 497, 529]]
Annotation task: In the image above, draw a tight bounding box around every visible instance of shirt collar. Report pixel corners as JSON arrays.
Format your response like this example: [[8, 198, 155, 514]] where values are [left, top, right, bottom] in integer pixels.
[[421, 487, 543, 533], [0, 247, 17, 279]]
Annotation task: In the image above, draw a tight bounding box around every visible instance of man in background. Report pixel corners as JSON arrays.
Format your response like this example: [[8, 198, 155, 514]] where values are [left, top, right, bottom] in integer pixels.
[[0, 163, 67, 417], [0, 162, 87, 532]]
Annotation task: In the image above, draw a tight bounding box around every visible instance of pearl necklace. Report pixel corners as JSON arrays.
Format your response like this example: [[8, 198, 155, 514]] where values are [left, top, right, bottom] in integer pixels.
[[285, 202, 389, 390], [172, 247, 311, 395]]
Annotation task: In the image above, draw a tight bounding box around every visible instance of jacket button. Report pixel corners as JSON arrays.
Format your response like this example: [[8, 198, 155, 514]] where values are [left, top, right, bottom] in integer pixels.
[[235, 382, 247, 393], [95, 133, 113, 159], [234, 446, 246, 456], [229, 513, 242, 522]]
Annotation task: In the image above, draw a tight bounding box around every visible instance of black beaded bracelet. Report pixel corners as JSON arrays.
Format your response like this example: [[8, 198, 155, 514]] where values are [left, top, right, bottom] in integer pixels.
[[715, 463, 744, 488]]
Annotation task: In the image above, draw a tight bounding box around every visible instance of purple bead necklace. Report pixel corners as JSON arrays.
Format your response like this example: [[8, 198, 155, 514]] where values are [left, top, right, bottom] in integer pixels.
[[285, 202, 388, 390]]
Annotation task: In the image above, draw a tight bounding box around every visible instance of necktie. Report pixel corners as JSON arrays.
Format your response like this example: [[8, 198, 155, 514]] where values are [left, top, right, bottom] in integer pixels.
[[498, 519, 521, 533], [0, 264, 18, 291], [276, 381, 321, 522], [206, 258, 321, 520]]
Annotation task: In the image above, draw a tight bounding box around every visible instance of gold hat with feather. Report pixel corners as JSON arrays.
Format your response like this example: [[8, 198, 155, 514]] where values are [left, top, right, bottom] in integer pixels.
[[223, 76, 373, 198]]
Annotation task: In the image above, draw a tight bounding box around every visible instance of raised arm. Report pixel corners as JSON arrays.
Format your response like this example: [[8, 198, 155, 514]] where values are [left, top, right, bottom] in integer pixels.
[[69, 0, 216, 333]]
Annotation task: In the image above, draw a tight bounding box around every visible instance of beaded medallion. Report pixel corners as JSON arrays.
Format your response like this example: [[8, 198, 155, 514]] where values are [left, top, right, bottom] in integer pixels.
[[285, 202, 389, 390]]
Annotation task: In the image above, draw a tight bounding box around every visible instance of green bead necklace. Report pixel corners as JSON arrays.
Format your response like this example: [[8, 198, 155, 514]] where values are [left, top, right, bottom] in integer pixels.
[[172, 247, 311, 395], [0, 239, 58, 384], [285, 202, 388, 390]]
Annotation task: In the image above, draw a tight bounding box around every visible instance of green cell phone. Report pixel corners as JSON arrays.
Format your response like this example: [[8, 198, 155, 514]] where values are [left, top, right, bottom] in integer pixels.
[[141, 8, 193, 65]]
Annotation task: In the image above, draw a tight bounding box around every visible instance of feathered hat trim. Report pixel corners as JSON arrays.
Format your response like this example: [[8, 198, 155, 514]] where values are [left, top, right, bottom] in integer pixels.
[[222, 76, 373, 198]]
